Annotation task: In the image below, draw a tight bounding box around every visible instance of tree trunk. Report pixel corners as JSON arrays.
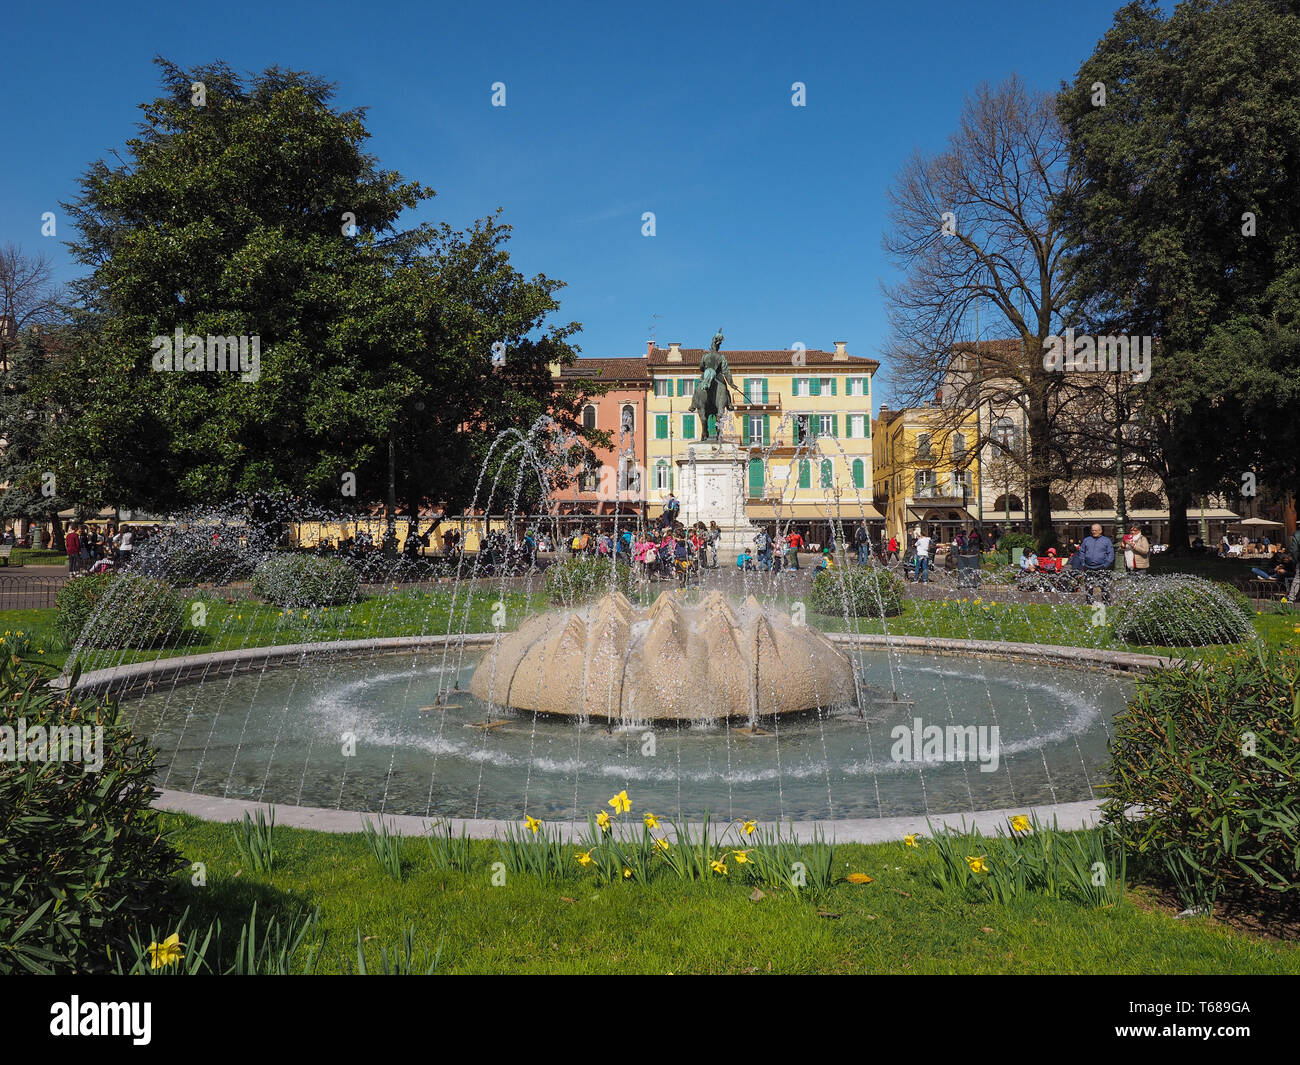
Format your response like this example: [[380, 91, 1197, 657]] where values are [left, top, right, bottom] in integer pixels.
[[1027, 386, 1056, 552], [1167, 489, 1192, 554], [50, 515, 65, 554]]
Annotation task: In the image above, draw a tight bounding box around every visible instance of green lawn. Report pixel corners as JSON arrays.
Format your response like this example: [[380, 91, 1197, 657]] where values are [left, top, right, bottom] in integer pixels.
[[7, 582, 1295, 672], [154, 813, 1299, 974]]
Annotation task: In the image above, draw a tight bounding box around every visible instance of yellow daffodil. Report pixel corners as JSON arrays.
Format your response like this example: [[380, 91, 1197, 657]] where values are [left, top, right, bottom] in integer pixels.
[[732, 849, 752, 864], [654, 838, 670, 852], [903, 834, 919, 848], [608, 790, 631, 814], [595, 810, 611, 832], [148, 933, 184, 969], [966, 855, 989, 874], [742, 820, 757, 836], [643, 813, 659, 829], [576, 850, 593, 867], [524, 814, 542, 834], [1010, 815, 1030, 833], [710, 859, 728, 876], [846, 873, 873, 884], [623, 868, 632, 879]]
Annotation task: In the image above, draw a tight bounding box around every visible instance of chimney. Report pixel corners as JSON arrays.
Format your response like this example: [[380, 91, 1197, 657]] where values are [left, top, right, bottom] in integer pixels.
[[667, 342, 683, 363], [833, 340, 848, 361], [647, 340, 654, 357]]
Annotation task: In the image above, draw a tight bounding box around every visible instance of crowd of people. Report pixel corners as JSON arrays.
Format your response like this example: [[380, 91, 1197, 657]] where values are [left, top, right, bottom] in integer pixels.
[[60, 523, 157, 575]]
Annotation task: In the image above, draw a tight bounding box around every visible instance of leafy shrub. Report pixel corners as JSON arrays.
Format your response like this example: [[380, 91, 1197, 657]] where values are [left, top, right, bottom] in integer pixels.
[[1212, 580, 1257, 625], [1102, 647, 1300, 908], [543, 557, 633, 605], [810, 565, 904, 617], [164, 541, 258, 584], [55, 574, 187, 649], [9, 548, 65, 566], [251, 553, 360, 608], [995, 532, 1038, 553], [0, 655, 185, 973], [1108, 576, 1252, 645]]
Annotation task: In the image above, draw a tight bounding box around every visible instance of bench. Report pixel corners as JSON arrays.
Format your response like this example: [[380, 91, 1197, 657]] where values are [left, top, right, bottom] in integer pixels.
[[1247, 578, 1288, 601]]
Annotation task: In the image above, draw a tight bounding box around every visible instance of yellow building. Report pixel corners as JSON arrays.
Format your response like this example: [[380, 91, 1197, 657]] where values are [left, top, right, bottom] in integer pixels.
[[644, 342, 881, 531], [872, 404, 981, 542]]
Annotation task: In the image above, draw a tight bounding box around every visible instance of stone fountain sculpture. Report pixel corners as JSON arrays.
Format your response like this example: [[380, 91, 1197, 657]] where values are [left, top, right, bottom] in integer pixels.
[[469, 590, 856, 722]]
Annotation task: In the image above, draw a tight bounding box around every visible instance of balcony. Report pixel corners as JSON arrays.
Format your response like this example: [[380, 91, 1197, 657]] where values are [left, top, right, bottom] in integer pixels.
[[733, 391, 782, 412]]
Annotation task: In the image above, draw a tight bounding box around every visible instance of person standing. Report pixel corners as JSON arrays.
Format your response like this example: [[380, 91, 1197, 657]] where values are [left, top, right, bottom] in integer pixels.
[[65, 524, 82, 575], [754, 527, 771, 571], [1128, 524, 1150, 577], [914, 530, 933, 584], [662, 492, 680, 532], [854, 522, 869, 566], [785, 527, 803, 570], [115, 525, 134, 569], [1080, 523, 1116, 603], [707, 521, 721, 568], [886, 534, 899, 562]]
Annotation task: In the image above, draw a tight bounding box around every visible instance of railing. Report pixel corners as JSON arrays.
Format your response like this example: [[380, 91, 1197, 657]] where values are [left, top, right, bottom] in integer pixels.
[[0, 574, 66, 610], [733, 391, 782, 409]]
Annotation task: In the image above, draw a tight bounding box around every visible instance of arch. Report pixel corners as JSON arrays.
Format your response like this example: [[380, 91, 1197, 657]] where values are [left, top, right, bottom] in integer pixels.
[[851, 458, 865, 490], [1130, 491, 1161, 510], [1049, 493, 1069, 511], [992, 494, 1023, 512], [582, 404, 597, 430], [1083, 492, 1114, 511], [654, 459, 671, 490], [620, 404, 635, 433]]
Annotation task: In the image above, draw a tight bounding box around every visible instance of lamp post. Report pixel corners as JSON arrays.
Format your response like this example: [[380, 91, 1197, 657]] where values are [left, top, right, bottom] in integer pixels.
[[1114, 367, 1128, 572]]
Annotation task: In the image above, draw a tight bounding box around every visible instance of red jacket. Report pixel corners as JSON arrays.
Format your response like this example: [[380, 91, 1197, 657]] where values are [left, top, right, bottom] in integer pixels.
[[65, 530, 81, 556]]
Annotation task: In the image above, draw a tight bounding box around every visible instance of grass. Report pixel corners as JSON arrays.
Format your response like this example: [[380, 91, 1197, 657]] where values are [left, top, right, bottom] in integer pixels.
[[155, 813, 1300, 974], [7, 579, 1296, 672]]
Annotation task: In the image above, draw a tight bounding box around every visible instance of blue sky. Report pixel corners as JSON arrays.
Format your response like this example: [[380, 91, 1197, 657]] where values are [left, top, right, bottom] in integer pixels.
[[0, 0, 1128, 403]]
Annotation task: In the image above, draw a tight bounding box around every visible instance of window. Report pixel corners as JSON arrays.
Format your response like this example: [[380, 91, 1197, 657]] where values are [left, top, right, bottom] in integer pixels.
[[816, 413, 833, 437], [655, 414, 668, 440], [653, 379, 672, 398], [579, 460, 599, 492], [948, 471, 971, 495], [847, 377, 868, 397], [819, 377, 835, 396], [677, 379, 695, 397], [820, 459, 833, 489], [743, 378, 768, 403], [682, 413, 695, 439], [1130, 491, 1161, 510], [795, 414, 811, 444], [620, 405, 635, 433], [848, 413, 867, 439], [748, 458, 765, 498], [654, 460, 671, 490], [993, 417, 1015, 450], [749, 414, 764, 443], [852, 458, 865, 489], [951, 432, 965, 461], [793, 378, 809, 398], [1084, 492, 1114, 511], [582, 404, 597, 430], [798, 460, 811, 489], [916, 433, 932, 460], [915, 470, 936, 496]]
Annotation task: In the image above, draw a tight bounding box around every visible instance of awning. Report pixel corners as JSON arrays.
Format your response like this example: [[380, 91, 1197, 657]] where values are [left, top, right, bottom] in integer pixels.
[[745, 502, 882, 521]]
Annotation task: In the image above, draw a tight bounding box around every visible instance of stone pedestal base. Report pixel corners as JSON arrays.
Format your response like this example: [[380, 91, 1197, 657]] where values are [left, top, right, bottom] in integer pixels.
[[676, 442, 760, 560]]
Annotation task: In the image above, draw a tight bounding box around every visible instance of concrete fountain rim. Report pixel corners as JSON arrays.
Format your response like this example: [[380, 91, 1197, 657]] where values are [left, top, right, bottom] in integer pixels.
[[62, 632, 1175, 842]]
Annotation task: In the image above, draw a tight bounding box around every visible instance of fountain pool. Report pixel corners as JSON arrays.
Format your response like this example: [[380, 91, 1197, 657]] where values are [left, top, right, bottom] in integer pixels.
[[121, 647, 1133, 822]]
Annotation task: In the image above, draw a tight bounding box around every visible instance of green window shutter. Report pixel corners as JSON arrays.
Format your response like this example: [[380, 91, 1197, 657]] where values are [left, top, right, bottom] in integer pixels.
[[668, 463, 674, 490], [852, 459, 865, 489], [749, 458, 764, 498], [864, 415, 871, 438], [798, 460, 810, 489], [821, 460, 833, 488], [683, 414, 695, 439], [655, 414, 668, 440], [762, 414, 770, 445], [761, 378, 769, 403], [831, 415, 838, 438], [742, 379, 751, 403], [810, 377, 821, 397], [742, 417, 750, 445], [830, 378, 837, 396]]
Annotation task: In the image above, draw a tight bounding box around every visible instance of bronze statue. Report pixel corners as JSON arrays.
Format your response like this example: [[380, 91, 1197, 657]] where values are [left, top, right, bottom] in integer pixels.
[[690, 328, 736, 440]]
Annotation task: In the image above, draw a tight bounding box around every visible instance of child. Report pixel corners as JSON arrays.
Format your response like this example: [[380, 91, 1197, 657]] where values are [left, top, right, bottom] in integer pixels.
[[736, 551, 755, 571]]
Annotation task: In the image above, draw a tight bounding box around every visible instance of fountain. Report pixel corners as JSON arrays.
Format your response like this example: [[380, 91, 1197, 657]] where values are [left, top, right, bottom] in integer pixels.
[[469, 589, 856, 721]]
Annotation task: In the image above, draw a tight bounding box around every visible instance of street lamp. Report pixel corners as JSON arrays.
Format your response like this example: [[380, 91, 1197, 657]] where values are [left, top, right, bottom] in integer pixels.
[[1114, 368, 1128, 572]]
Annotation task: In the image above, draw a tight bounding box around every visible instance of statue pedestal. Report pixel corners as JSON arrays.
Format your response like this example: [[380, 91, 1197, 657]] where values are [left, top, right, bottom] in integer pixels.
[[677, 442, 760, 560]]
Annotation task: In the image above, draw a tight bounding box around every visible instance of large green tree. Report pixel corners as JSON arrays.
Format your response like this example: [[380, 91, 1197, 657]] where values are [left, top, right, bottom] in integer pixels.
[[1056, 0, 1300, 544], [58, 58, 591, 520]]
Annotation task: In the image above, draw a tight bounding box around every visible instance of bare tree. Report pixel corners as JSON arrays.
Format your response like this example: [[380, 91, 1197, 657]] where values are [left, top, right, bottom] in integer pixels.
[[881, 75, 1084, 548], [0, 244, 62, 369]]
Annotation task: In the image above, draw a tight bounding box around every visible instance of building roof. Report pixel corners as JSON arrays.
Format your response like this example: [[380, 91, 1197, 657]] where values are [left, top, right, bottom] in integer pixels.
[[558, 357, 651, 383], [647, 347, 880, 371]]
